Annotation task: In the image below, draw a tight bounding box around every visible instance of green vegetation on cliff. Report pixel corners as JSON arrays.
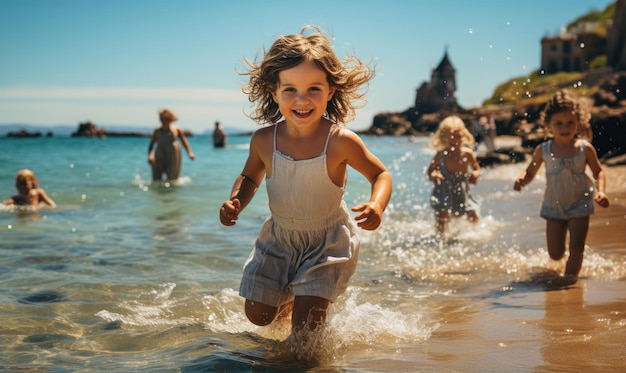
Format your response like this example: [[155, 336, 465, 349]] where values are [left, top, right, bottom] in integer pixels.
[[567, 2, 616, 37], [483, 70, 587, 107]]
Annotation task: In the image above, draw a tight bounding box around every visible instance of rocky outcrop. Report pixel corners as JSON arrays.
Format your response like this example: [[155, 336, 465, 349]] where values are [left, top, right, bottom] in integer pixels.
[[367, 71, 626, 166], [7, 129, 49, 138], [589, 72, 626, 160], [71, 121, 153, 137], [72, 121, 106, 137], [607, 0, 626, 70]]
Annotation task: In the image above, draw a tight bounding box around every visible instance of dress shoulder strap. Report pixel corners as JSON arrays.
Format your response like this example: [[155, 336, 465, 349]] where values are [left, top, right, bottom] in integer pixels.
[[541, 140, 551, 156], [322, 124, 334, 155], [439, 151, 446, 167]]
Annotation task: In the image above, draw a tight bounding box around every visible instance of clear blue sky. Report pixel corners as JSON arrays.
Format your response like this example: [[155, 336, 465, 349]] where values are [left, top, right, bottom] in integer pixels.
[[0, 0, 614, 133]]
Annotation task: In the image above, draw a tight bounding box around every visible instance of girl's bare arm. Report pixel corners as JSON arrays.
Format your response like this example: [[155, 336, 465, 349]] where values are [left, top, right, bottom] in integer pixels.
[[585, 142, 609, 207], [38, 189, 56, 207], [514, 145, 543, 191], [219, 130, 268, 226], [466, 149, 480, 184], [176, 127, 195, 160], [341, 130, 392, 231]]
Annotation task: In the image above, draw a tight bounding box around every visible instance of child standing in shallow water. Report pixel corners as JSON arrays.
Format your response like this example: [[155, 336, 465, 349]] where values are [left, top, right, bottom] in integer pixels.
[[219, 26, 392, 344], [426, 116, 481, 236], [3, 169, 56, 208], [514, 90, 609, 279]]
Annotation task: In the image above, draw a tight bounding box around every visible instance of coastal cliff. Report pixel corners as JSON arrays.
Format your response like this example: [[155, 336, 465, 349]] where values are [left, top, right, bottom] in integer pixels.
[[367, 0, 625, 165], [367, 70, 626, 165]]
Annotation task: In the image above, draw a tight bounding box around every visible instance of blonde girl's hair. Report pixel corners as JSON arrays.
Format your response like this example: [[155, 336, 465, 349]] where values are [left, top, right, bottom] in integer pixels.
[[540, 89, 592, 140], [430, 115, 475, 150], [241, 25, 375, 125], [159, 109, 178, 123], [16, 169, 38, 188]]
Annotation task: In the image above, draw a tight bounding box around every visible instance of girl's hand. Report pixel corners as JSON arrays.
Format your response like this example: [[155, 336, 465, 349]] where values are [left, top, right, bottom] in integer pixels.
[[468, 170, 480, 184], [148, 153, 155, 165], [220, 198, 241, 226], [351, 201, 383, 231], [513, 175, 526, 191], [594, 192, 610, 208], [429, 170, 444, 185]]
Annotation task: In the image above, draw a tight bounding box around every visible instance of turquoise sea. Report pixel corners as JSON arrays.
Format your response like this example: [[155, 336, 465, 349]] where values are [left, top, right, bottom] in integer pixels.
[[0, 134, 624, 372]]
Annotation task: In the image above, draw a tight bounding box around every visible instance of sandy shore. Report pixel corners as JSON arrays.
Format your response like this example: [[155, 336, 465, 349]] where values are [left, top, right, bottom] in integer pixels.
[[587, 164, 626, 254], [420, 151, 626, 372]]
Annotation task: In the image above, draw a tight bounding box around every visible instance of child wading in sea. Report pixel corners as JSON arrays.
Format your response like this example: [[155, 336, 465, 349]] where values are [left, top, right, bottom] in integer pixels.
[[219, 26, 392, 351], [514, 90, 609, 280], [426, 116, 481, 237], [3, 169, 56, 208]]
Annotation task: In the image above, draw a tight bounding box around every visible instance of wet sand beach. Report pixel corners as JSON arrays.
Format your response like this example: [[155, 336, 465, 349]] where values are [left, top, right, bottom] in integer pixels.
[[587, 164, 626, 254]]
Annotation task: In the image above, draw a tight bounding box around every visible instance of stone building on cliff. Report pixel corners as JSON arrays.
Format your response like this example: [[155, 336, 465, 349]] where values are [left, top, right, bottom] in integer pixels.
[[368, 50, 464, 136], [413, 50, 459, 115], [540, 0, 625, 74]]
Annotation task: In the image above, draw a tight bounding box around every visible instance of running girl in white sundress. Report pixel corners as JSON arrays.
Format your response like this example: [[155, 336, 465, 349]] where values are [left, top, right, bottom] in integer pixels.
[[514, 90, 609, 280], [218, 26, 392, 345]]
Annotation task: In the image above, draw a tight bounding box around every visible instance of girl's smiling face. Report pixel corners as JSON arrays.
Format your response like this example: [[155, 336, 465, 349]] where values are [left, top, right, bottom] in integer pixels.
[[272, 59, 335, 129], [548, 110, 579, 142]]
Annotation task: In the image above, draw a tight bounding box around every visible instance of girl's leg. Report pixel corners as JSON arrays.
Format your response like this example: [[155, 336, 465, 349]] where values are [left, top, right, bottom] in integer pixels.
[[546, 219, 568, 261], [245, 299, 294, 326], [435, 210, 449, 236], [565, 216, 590, 277], [467, 211, 480, 224], [292, 296, 330, 332], [244, 299, 280, 326]]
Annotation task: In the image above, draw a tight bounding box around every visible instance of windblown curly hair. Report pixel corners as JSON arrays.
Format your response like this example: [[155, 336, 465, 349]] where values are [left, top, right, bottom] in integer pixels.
[[241, 25, 375, 125]]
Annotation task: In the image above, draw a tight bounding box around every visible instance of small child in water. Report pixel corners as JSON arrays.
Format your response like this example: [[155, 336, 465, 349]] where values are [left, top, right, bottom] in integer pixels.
[[514, 89, 609, 279], [3, 169, 56, 208], [426, 115, 481, 236]]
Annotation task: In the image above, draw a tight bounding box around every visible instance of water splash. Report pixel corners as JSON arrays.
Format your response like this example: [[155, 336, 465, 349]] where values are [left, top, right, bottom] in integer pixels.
[[96, 283, 197, 327]]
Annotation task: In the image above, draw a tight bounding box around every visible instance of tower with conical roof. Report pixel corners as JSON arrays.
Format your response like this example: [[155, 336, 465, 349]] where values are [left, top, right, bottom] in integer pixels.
[[431, 50, 456, 99], [414, 49, 459, 114]]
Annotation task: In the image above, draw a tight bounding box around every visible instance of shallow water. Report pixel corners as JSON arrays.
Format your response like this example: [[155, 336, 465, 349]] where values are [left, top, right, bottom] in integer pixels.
[[1, 135, 624, 372]]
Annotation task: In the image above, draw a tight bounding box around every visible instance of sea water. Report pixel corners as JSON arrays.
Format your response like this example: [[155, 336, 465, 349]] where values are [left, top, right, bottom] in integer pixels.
[[0, 134, 624, 372]]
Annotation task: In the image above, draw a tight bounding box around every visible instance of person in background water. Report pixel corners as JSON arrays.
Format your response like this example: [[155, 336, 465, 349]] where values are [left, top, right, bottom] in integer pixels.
[[212, 121, 227, 148], [147, 109, 195, 181], [478, 115, 497, 152], [514, 89, 609, 280], [427, 115, 481, 237], [218, 25, 392, 350], [471, 116, 485, 150], [486, 115, 497, 151], [3, 169, 56, 208]]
